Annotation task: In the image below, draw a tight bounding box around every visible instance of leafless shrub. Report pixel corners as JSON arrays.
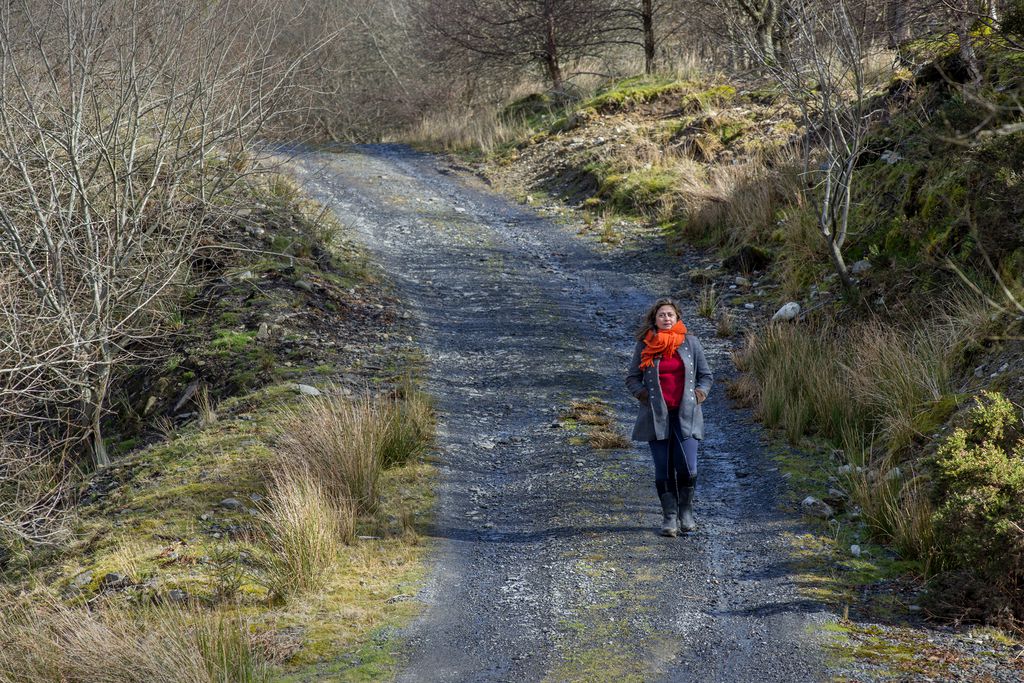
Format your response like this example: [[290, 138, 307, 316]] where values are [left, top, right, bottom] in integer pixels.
[[736, 0, 895, 290], [0, 0, 303, 475]]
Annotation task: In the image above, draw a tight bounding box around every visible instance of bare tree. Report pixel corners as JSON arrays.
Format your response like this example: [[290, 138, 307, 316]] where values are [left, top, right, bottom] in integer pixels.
[[720, 0, 791, 65], [599, 0, 695, 74], [743, 0, 887, 289], [414, 0, 628, 92], [0, 0, 301, 471]]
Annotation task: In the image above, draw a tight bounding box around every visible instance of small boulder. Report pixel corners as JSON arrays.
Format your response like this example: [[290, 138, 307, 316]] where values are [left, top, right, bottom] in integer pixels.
[[100, 572, 132, 591], [771, 302, 801, 323], [801, 496, 834, 519], [292, 383, 322, 397], [850, 259, 872, 275], [166, 589, 189, 604], [69, 570, 94, 591], [219, 498, 243, 510], [256, 322, 271, 341], [879, 150, 902, 165], [850, 544, 862, 557], [735, 276, 751, 287]]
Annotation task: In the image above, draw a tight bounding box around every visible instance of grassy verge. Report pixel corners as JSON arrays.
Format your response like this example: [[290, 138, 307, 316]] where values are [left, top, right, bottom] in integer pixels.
[[0, 172, 437, 682]]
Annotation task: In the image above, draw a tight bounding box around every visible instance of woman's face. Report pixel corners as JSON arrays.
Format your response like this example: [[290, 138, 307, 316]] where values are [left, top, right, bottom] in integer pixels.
[[655, 304, 678, 330]]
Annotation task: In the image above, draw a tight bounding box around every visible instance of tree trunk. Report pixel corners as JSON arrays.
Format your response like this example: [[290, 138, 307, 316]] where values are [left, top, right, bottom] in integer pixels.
[[543, 2, 563, 91], [987, 0, 999, 23], [643, 0, 655, 74], [756, 18, 776, 65], [885, 0, 909, 48], [825, 232, 854, 291], [956, 10, 982, 83], [92, 413, 110, 468]]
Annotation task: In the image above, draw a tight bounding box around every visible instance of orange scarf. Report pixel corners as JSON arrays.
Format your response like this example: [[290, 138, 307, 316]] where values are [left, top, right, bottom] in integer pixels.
[[639, 320, 687, 370]]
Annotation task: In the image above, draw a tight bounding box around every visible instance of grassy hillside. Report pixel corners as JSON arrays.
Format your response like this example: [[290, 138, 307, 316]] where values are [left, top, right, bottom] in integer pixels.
[[475, 34, 1024, 635], [0, 172, 436, 682]]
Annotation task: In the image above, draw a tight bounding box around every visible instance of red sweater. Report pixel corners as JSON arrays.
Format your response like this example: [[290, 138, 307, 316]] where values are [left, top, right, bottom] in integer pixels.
[[658, 352, 685, 409]]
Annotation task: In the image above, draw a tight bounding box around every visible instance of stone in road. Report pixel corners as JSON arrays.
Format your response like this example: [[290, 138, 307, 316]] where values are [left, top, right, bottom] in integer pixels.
[[292, 145, 833, 682]]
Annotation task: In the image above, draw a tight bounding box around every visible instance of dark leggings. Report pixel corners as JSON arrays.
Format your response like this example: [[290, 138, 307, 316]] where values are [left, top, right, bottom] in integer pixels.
[[649, 409, 698, 496]]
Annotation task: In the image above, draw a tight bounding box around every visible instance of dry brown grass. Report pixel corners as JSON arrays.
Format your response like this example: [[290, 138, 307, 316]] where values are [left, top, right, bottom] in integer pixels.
[[716, 309, 735, 337], [734, 290, 997, 570], [274, 393, 384, 513], [261, 468, 351, 598], [588, 429, 631, 449], [273, 388, 434, 514], [0, 596, 267, 683], [685, 154, 802, 247], [402, 106, 533, 153], [568, 399, 614, 427], [566, 398, 629, 449], [265, 387, 434, 598]]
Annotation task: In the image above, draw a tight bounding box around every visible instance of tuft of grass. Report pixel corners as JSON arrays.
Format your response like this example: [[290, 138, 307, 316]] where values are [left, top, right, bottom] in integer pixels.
[[564, 398, 629, 450], [260, 469, 350, 599], [845, 461, 937, 572], [195, 386, 218, 428], [0, 597, 268, 683], [716, 309, 735, 337], [378, 384, 435, 469], [273, 387, 435, 514], [273, 394, 384, 513], [568, 399, 614, 427], [588, 430, 630, 450], [696, 285, 719, 319]]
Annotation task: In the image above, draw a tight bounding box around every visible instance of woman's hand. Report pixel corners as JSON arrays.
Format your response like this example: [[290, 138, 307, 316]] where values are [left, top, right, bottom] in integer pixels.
[[695, 389, 706, 404], [637, 389, 650, 403]]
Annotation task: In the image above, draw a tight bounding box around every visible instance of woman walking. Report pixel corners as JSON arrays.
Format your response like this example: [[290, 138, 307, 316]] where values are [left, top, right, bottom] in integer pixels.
[[626, 297, 713, 537]]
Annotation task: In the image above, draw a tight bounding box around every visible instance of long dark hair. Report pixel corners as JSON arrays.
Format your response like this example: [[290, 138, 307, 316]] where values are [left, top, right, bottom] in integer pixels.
[[634, 297, 683, 341]]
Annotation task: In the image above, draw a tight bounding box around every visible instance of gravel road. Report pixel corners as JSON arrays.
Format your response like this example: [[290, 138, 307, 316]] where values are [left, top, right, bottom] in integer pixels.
[[291, 144, 835, 682]]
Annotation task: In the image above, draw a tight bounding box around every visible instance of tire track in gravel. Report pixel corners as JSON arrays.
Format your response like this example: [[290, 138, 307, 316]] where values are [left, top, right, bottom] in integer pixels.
[[290, 145, 835, 682]]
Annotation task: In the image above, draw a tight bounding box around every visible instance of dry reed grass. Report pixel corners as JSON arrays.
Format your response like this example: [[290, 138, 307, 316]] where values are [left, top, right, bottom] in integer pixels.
[[261, 469, 350, 598], [0, 597, 267, 683], [274, 393, 385, 513], [716, 309, 735, 337], [589, 429, 631, 449], [402, 107, 535, 154], [264, 387, 433, 596], [736, 290, 994, 569]]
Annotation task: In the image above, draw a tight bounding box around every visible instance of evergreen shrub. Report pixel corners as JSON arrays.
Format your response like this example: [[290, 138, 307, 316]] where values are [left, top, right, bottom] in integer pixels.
[[929, 390, 1024, 626]]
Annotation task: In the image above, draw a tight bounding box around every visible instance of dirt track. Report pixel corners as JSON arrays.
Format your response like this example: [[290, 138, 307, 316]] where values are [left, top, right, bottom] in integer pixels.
[[292, 145, 833, 682]]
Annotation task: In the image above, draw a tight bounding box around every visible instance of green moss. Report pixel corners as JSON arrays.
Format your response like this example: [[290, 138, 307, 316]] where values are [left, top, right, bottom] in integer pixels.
[[910, 393, 960, 436], [589, 165, 680, 216], [211, 329, 256, 351], [680, 84, 737, 113], [585, 76, 692, 113]]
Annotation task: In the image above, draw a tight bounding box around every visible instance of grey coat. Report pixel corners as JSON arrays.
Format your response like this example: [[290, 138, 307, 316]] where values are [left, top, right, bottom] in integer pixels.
[[625, 335, 713, 442]]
